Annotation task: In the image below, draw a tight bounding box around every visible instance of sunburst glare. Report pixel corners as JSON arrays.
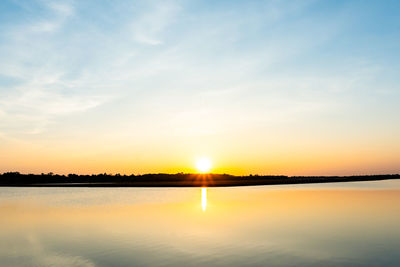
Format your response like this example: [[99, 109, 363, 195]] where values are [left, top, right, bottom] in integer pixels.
[[196, 158, 212, 173]]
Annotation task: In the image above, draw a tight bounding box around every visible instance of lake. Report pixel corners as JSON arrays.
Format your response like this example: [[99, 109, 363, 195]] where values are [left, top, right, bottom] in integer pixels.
[[1, 180, 400, 266]]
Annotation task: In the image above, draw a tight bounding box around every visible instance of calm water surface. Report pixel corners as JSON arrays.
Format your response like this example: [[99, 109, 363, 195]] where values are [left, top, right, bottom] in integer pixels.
[[1, 180, 400, 266]]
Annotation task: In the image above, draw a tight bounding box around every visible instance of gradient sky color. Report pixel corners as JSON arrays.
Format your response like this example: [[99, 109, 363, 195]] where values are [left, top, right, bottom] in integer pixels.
[[0, 0, 399, 175]]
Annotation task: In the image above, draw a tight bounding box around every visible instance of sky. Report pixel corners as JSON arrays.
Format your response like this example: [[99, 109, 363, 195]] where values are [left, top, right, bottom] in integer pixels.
[[0, 0, 399, 175]]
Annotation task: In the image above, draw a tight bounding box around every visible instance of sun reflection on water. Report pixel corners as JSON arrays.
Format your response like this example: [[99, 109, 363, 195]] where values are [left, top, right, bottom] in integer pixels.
[[201, 187, 207, 211]]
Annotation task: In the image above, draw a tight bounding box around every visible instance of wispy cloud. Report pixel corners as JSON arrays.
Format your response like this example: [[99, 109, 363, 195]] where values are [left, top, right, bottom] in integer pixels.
[[22, 0, 74, 33], [131, 1, 181, 45], [0, 0, 110, 135]]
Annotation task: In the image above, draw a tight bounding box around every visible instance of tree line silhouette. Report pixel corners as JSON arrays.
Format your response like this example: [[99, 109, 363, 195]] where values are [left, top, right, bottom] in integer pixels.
[[0, 172, 399, 187]]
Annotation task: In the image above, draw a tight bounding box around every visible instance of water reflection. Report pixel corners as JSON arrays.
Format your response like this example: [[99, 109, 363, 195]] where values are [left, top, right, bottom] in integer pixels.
[[201, 187, 207, 211], [0, 180, 400, 266]]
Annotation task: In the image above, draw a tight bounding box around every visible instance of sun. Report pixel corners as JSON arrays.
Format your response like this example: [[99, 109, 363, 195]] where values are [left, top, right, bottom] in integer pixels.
[[196, 157, 212, 173]]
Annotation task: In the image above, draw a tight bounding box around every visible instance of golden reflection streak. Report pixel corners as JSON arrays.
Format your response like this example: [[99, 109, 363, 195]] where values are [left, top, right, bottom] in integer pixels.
[[201, 187, 207, 211]]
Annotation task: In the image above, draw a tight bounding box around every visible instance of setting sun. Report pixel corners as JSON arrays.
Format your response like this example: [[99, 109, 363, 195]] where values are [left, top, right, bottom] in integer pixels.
[[196, 158, 212, 173]]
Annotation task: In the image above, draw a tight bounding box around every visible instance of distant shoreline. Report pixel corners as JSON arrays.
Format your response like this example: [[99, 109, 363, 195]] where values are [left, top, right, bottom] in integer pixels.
[[1, 173, 399, 187]]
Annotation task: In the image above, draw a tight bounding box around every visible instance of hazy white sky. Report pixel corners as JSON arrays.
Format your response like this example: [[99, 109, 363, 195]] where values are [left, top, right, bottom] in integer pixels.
[[0, 0, 399, 175]]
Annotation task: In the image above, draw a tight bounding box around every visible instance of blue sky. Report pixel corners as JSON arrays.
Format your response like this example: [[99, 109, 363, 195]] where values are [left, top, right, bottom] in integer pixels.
[[0, 0, 399, 175]]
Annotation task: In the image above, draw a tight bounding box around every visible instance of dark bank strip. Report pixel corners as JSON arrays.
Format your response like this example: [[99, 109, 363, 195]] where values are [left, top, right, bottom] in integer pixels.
[[1, 172, 399, 187]]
